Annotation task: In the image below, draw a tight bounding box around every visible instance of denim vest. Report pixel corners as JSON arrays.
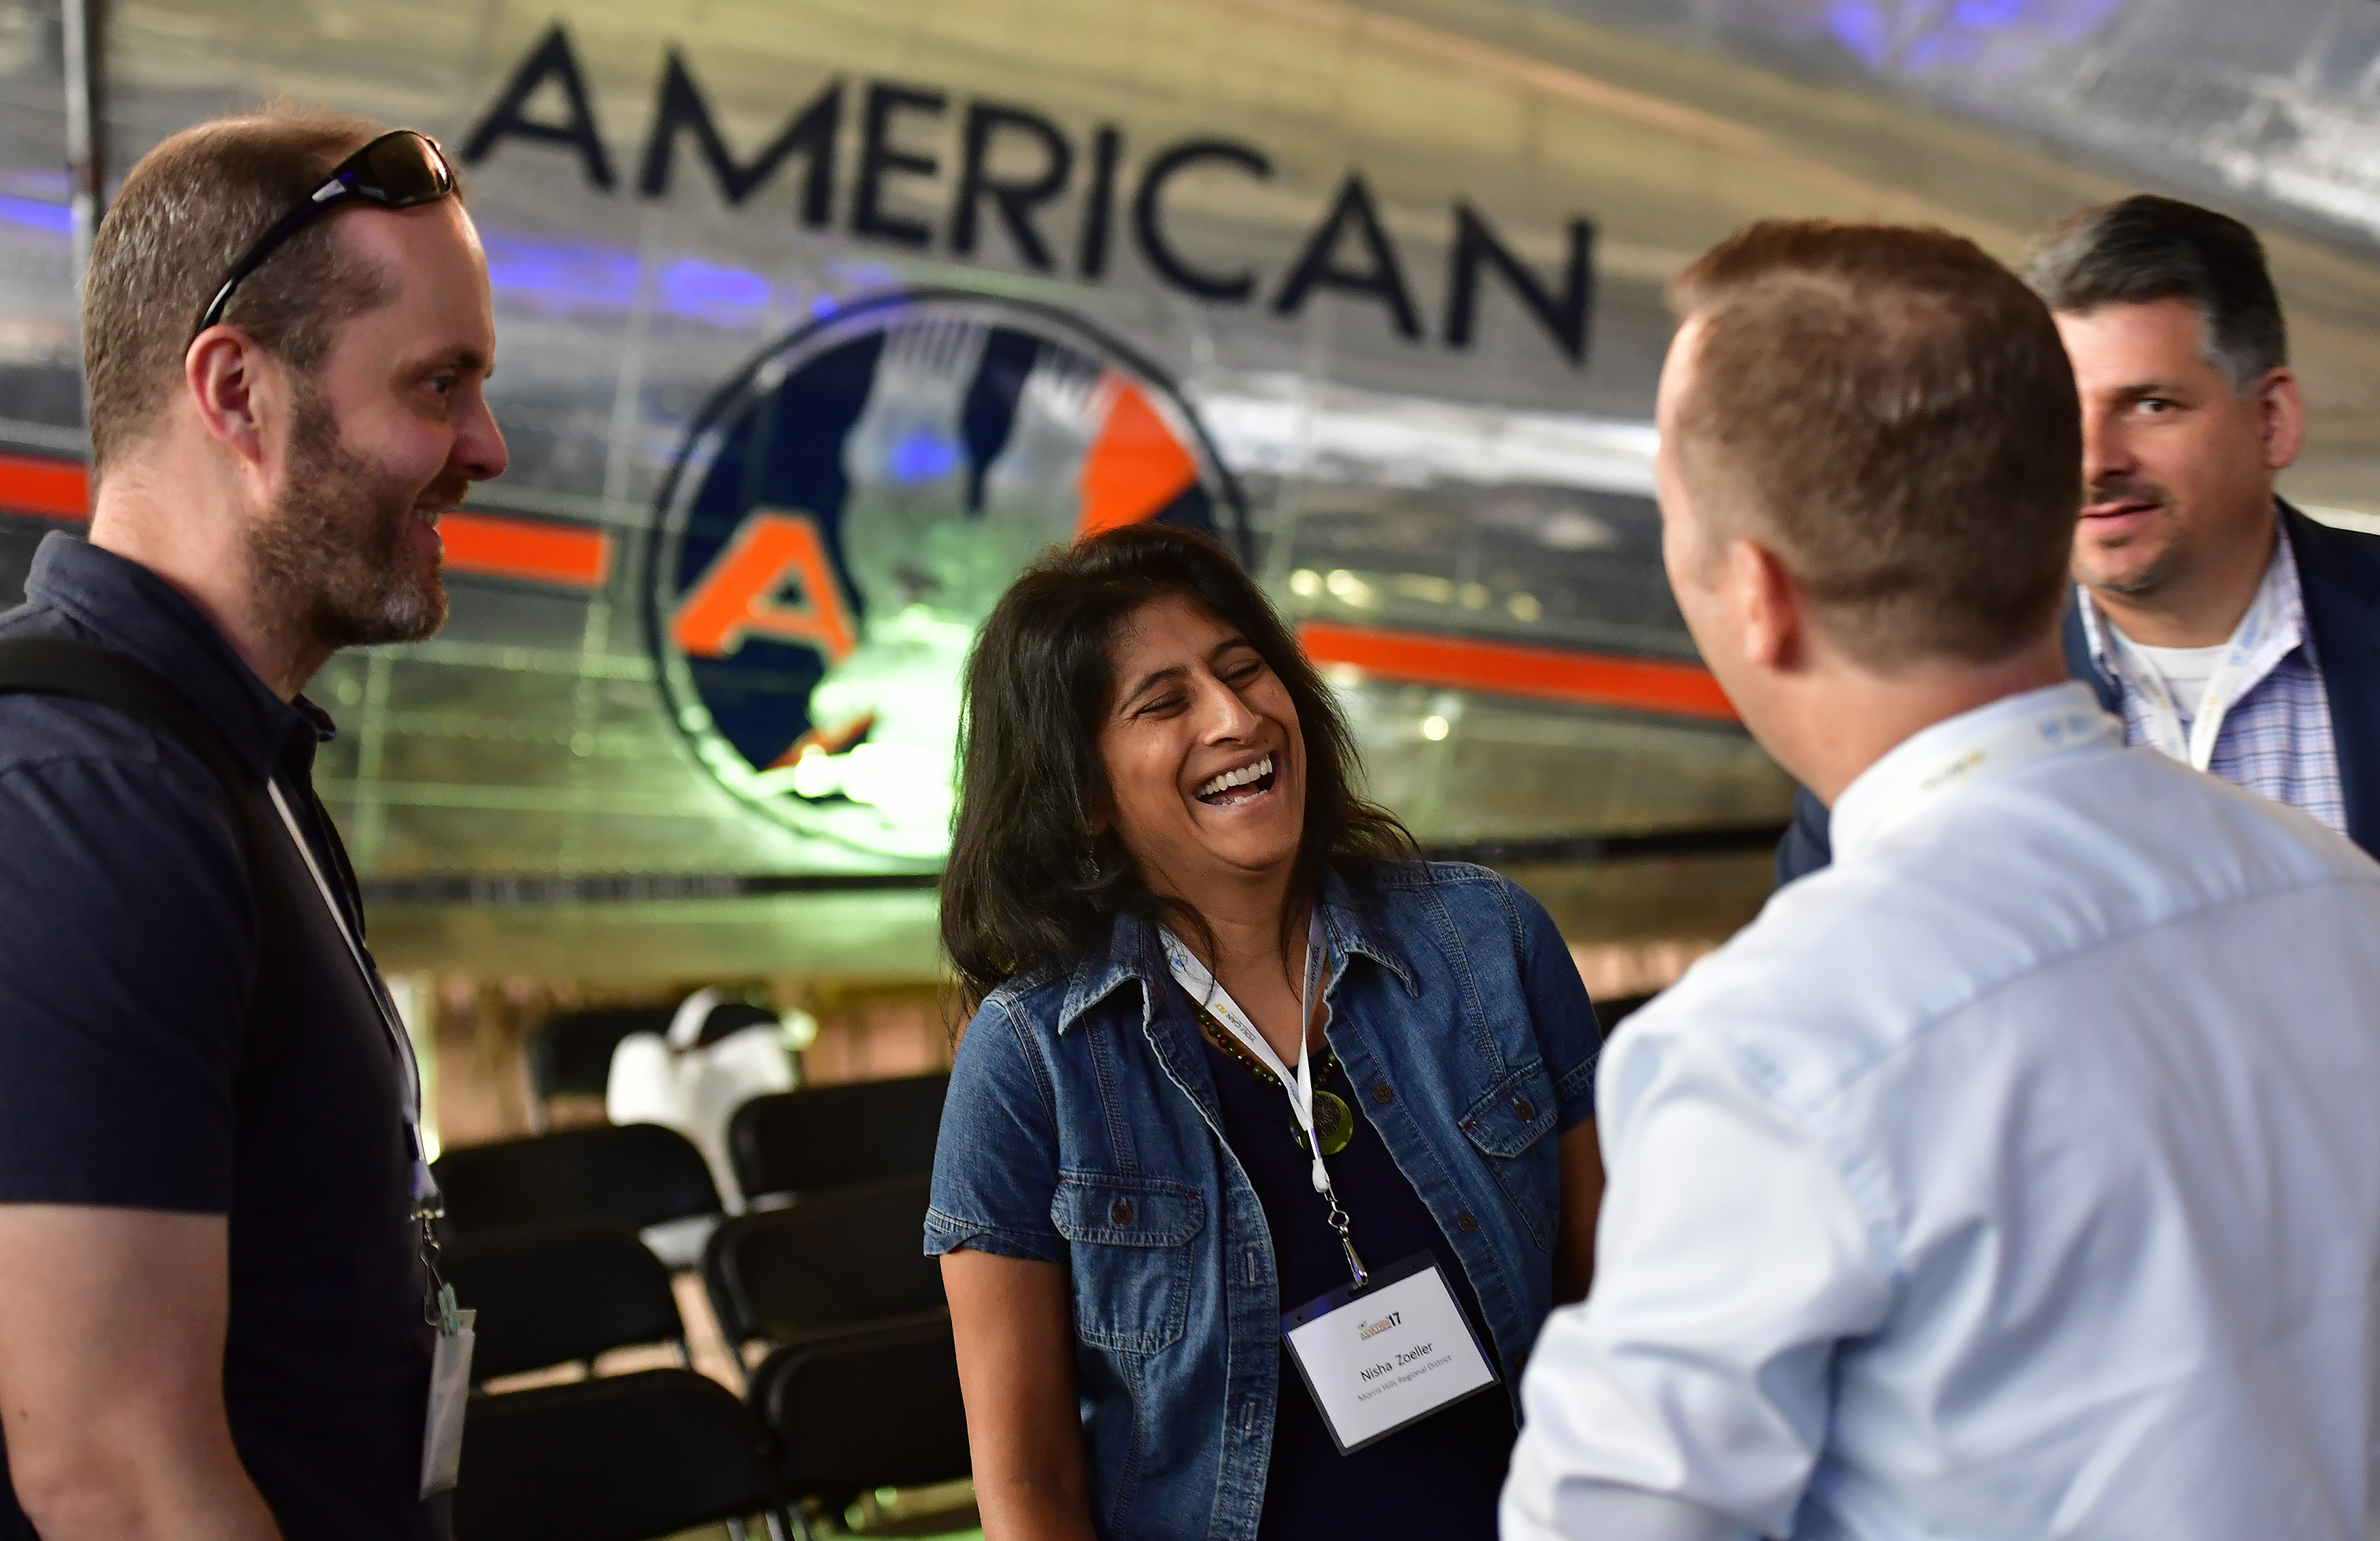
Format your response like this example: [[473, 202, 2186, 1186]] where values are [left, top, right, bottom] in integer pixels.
[[927, 862, 1601, 1541]]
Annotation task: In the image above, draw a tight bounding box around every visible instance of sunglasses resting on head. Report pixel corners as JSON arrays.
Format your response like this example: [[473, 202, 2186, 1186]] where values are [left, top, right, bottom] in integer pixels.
[[192, 128, 456, 341]]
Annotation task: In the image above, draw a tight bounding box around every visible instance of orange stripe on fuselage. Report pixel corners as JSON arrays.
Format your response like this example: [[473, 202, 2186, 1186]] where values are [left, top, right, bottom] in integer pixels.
[[0, 452, 611, 591], [1299, 620, 1737, 722], [0, 452, 90, 521], [437, 511, 611, 588], [0, 452, 1726, 724]]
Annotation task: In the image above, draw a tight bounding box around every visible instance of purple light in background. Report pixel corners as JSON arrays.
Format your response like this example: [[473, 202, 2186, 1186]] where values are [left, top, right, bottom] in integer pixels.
[[481, 232, 639, 309], [481, 235, 786, 325], [1952, 0, 2030, 25], [1826, 0, 1892, 67], [661, 260, 770, 314], [0, 196, 70, 235], [887, 432, 959, 483], [1824, 0, 2127, 73], [810, 294, 839, 320]]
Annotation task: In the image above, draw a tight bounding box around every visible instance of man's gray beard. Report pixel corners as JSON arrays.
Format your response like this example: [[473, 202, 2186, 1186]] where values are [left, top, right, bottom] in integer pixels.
[[248, 384, 449, 652], [2091, 539, 2186, 599]]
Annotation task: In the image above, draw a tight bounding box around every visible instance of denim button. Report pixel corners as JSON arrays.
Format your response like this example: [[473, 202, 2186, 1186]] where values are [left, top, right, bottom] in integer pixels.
[[1457, 1212, 1478, 1232], [1111, 1198, 1134, 1225], [1372, 1083, 1393, 1104], [1514, 1096, 1535, 1121]]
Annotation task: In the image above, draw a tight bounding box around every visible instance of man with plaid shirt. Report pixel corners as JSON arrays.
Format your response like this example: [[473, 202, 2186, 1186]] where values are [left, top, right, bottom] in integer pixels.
[[1778, 195, 2380, 882]]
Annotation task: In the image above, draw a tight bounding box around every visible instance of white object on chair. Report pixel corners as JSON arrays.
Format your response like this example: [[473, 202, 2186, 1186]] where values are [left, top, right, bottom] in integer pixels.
[[605, 987, 797, 1217]]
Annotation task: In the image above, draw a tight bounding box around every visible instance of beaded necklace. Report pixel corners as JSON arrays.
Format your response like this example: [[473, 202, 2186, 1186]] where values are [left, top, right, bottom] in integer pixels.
[[1193, 1004, 1356, 1155]]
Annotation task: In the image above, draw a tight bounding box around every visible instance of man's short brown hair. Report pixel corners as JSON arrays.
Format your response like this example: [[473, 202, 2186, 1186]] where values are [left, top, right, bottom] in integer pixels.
[[1667, 220, 2081, 668], [83, 103, 403, 476], [2023, 194, 2284, 397]]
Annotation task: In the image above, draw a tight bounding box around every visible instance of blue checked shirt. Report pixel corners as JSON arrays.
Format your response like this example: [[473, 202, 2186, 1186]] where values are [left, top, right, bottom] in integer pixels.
[[2078, 513, 2348, 835]]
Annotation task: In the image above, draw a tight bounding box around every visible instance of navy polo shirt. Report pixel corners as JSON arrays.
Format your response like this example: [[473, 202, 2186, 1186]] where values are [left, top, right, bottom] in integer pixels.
[[0, 533, 439, 1540]]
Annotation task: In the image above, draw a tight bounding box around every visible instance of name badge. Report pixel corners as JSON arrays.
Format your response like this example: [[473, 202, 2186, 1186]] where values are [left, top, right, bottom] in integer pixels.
[[419, 1303, 476, 1497], [1280, 1251, 1499, 1453]]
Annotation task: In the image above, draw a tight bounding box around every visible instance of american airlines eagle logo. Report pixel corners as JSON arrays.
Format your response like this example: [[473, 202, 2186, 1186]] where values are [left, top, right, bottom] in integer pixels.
[[645, 290, 1243, 860]]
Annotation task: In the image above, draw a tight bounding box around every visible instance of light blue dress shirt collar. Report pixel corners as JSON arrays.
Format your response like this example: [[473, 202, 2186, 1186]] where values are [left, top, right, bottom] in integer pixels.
[[1829, 680, 2118, 864]]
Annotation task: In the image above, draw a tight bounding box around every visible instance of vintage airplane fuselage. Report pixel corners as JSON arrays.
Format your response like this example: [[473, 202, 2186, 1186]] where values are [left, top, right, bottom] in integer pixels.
[[0, 0, 2375, 978]]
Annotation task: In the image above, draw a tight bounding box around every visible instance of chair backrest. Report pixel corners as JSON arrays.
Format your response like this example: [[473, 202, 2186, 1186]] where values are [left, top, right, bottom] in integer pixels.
[[1596, 994, 1653, 1031], [527, 1006, 677, 1103], [434, 1124, 722, 1238], [751, 1315, 971, 1497], [441, 1220, 683, 1383], [702, 1176, 945, 1347], [453, 1368, 782, 1541], [728, 1072, 950, 1204]]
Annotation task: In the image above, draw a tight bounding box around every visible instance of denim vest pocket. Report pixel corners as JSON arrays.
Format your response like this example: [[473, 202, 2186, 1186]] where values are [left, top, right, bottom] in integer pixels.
[[1459, 1063, 1561, 1253], [1051, 1173, 1206, 1355]]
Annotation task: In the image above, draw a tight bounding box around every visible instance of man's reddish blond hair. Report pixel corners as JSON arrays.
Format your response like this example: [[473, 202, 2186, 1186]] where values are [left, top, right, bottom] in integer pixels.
[[1667, 220, 2081, 668]]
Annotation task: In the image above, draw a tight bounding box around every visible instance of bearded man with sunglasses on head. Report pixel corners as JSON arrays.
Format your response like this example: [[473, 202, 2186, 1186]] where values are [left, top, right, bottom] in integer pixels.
[[0, 108, 505, 1539]]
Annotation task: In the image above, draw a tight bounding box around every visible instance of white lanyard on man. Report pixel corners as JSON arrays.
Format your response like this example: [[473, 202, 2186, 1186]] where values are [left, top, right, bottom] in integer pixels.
[[1839, 690, 2122, 864], [2099, 550, 2294, 772], [265, 777, 472, 1496], [1158, 905, 1503, 1453], [265, 779, 435, 1204], [1159, 909, 1367, 1285]]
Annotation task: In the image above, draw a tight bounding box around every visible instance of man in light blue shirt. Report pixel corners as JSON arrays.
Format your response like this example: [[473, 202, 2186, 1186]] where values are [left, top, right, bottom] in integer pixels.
[[1502, 220, 2380, 1540]]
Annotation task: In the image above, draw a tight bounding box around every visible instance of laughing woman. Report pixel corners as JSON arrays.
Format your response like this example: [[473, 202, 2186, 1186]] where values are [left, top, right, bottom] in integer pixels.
[[929, 526, 1604, 1541]]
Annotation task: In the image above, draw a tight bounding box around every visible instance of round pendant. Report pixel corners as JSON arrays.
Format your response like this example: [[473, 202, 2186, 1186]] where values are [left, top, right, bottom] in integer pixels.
[[1299, 1088, 1357, 1157]]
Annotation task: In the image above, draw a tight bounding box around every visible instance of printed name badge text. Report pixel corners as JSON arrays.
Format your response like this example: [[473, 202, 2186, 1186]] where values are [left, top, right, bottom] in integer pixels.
[[1281, 1252, 1499, 1453]]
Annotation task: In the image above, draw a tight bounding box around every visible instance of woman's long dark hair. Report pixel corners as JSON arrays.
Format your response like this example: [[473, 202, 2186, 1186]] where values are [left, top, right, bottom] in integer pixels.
[[940, 524, 1415, 1006]]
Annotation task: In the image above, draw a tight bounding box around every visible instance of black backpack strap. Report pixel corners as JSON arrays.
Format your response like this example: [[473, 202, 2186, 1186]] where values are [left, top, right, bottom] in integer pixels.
[[0, 636, 298, 1120]]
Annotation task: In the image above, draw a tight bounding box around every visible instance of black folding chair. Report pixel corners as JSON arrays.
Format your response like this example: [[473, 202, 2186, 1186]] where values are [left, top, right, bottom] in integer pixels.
[[727, 1073, 949, 1206], [1595, 994, 1653, 1032], [453, 1368, 789, 1541], [748, 1316, 971, 1517], [441, 1220, 687, 1384], [523, 1006, 675, 1132], [434, 1123, 722, 1241], [702, 1177, 945, 1352]]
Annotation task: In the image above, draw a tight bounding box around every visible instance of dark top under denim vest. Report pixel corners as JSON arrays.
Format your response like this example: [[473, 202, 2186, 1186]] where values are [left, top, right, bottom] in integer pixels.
[[1195, 1031, 1517, 1539], [925, 861, 1602, 1541]]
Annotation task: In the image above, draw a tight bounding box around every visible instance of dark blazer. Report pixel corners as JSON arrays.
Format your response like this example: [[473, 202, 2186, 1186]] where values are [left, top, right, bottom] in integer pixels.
[[1775, 501, 2380, 884]]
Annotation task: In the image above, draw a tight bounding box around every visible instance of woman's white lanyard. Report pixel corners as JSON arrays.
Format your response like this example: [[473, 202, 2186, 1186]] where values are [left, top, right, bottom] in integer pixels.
[[2101, 554, 2293, 771], [264, 780, 441, 1221], [1838, 692, 2121, 862], [1159, 910, 1368, 1287]]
